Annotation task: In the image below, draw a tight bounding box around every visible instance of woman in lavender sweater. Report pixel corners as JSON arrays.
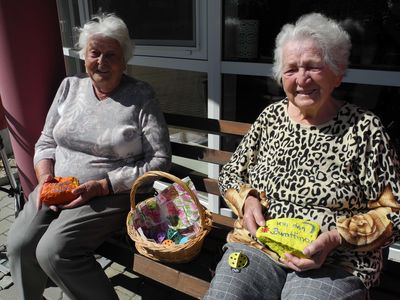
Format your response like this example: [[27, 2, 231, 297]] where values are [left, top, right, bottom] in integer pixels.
[[7, 13, 171, 300]]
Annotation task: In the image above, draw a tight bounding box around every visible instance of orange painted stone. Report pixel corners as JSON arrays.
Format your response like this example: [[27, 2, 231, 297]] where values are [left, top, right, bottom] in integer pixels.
[[162, 239, 174, 246]]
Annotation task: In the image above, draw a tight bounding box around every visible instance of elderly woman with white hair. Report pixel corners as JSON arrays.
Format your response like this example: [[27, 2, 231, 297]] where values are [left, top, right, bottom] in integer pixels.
[[204, 13, 400, 300], [7, 13, 171, 300]]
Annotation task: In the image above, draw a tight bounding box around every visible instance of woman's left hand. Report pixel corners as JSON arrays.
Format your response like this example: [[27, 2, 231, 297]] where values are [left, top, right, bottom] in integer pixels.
[[280, 229, 341, 272], [59, 179, 109, 209]]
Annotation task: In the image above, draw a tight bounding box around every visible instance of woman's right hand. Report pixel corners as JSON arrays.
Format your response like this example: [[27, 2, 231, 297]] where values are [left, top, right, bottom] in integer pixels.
[[243, 195, 265, 236], [35, 174, 54, 210], [34, 159, 55, 210]]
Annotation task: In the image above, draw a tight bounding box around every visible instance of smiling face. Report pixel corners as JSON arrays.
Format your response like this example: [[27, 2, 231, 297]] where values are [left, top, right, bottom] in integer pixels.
[[282, 39, 343, 120], [84, 35, 125, 99]]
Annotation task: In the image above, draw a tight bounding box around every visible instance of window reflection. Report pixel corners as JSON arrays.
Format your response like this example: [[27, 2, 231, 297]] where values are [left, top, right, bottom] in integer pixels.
[[56, 0, 81, 48], [222, 75, 284, 123], [90, 0, 196, 47], [223, 0, 400, 70], [63, 56, 84, 76], [127, 66, 208, 149], [127, 65, 207, 118], [335, 82, 400, 153]]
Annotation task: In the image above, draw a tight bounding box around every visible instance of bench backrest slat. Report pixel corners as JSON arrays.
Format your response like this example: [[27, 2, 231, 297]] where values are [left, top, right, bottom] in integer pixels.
[[165, 113, 251, 136], [170, 164, 220, 196], [171, 142, 233, 165]]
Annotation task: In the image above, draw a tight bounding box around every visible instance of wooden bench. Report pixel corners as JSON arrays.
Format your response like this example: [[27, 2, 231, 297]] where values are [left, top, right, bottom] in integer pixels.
[[98, 113, 248, 298], [97, 113, 400, 299]]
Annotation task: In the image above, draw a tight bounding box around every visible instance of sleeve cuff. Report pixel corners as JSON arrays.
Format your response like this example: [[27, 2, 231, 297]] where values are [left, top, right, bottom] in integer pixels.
[[336, 207, 393, 251], [224, 184, 259, 218], [105, 174, 114, 195]]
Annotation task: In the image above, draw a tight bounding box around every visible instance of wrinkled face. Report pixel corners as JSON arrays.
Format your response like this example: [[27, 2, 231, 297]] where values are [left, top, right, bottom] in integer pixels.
[[281, 39, 343, 112], [84, 35, 125, 95]]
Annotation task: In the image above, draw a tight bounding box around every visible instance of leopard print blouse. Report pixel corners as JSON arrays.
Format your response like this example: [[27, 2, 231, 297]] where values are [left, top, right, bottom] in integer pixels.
[[219, 98, 400, 288]]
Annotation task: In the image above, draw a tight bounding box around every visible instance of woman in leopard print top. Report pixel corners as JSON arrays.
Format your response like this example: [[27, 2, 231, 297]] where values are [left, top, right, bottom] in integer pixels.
[[204, 13, 400, 300]]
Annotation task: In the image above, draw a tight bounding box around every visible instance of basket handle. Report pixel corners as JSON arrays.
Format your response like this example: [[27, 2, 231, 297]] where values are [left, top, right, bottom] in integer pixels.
[[129, 171, 206, 228]]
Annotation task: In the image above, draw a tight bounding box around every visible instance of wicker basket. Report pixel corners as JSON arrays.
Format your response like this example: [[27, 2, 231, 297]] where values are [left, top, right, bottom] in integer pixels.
[[126, 171, 213, 263]]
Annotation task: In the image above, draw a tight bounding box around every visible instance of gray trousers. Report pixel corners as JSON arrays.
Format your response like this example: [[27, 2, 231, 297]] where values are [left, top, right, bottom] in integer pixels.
[[204, 243, 368, 300], [7, 187, 132, 300]]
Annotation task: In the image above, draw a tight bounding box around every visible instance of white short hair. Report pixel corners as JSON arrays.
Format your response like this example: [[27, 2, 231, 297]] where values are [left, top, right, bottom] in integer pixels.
[[272, 13, 351, 85], [77, 13, 134, 63]]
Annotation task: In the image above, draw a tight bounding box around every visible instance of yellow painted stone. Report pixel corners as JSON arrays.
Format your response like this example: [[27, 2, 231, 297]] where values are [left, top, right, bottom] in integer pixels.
[[256, 218, 320, 258], [228, 252, 248, 269]]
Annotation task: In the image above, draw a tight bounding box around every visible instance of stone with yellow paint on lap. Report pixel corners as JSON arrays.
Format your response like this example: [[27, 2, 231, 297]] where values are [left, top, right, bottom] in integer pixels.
[[256, 218, 320, 258]]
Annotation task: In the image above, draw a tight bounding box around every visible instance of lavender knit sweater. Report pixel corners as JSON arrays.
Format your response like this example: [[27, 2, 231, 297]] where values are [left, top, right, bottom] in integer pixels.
[[34, 74, 171, 193]]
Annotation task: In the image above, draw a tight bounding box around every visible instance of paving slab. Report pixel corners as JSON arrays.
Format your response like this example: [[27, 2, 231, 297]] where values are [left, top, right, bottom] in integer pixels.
[[0, 275, 13, 290]]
